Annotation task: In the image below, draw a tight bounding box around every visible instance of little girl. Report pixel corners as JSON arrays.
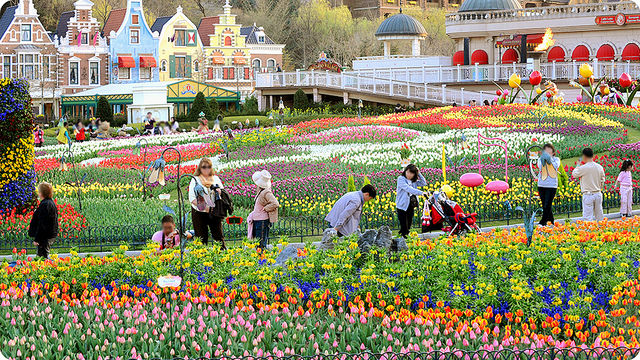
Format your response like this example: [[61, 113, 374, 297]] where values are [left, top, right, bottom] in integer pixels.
[[615, 160, 634, 217]]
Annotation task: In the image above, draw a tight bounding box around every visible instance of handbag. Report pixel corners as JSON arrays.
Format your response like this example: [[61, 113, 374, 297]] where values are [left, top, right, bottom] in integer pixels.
[[409, 195, 419, 209]]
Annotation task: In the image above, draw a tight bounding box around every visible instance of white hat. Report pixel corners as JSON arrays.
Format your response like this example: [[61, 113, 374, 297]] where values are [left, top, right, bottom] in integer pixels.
[[252, 170, 272, 189]]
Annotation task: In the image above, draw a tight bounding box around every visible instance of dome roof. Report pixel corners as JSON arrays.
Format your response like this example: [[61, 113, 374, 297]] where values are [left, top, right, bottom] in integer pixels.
[[458, 0, 522, 12], [375, 11, 427, 38]]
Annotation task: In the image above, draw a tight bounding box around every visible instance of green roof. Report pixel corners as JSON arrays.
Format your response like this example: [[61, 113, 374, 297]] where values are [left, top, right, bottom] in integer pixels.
[[458, 0, 522, 12], [375, 12, 427, 38]]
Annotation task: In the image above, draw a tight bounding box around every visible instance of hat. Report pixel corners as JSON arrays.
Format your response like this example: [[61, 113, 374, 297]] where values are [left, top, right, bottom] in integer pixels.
[[252, 170, 272, 189]]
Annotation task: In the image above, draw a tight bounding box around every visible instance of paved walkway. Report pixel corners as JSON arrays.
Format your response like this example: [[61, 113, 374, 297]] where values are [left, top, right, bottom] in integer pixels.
[[2, 211, 637, 260]]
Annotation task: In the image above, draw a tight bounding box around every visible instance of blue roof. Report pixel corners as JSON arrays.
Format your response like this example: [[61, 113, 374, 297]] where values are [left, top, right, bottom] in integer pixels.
[[0, 5, 17, 40], [458, 0, 522, 12], [151, 16, 171, 34], [55, 11, 74, 39], [375, 12, 427, 37], [240, 25, 275, 45]]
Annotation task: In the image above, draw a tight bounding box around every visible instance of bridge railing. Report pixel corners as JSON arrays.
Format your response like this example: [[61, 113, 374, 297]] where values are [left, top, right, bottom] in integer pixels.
[[255, 71, 500, 105]]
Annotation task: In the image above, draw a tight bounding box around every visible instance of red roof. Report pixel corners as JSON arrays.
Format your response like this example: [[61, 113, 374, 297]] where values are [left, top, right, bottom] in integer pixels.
[[198, 16, 220, 47], [622, 43, 640, 61], [103, 8, 126, 41]]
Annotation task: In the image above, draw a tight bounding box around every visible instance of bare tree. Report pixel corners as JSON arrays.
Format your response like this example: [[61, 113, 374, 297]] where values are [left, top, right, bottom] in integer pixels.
[[93, 0, 125, 26]]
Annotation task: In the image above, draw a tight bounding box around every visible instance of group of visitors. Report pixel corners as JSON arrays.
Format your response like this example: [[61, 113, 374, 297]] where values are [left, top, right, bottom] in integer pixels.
[[49, 118, 112, 145], [142, 112, 181, 136]]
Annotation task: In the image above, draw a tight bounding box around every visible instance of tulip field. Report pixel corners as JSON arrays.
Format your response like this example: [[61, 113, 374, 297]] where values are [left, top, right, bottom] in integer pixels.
[[2, 102, 640, 358]]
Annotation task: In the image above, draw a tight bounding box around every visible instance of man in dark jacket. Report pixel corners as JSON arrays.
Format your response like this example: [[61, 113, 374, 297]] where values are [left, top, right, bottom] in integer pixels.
[[28, 183, 58, 258], [209, 187, 233, 250]]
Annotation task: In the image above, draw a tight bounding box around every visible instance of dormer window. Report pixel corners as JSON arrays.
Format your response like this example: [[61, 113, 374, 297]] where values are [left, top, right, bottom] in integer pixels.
[[258, 36, 265, 43], [132, 14, 139, 24], [21, 25, 31, 42]]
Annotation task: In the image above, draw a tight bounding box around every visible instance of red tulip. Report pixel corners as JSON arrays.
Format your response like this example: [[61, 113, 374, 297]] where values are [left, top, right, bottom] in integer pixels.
[[546, 92, 553, 98], [619, 73, 632, 88], [496, 90, 502, 96], [529, 71, 542, 86]]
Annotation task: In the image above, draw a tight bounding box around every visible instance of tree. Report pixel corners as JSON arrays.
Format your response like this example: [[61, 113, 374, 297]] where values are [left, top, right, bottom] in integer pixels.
[[242, 96, 259, 114], [209, 98, 220, 120], [96, 96, 114, 123], [92, 0, 124, 27], [293, 89, 309, 109], [347, 175, 356, 192], [189, 92, 212, 123]]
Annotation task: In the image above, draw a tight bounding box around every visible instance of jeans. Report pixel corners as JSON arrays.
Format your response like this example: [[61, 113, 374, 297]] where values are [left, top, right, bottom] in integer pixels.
[[582, 192, 604, 221], [36, 238, 52, 258], [192, 210, 226, 249], [396, 207, 415, 238], [620, 186, 633, 215], [538, 186, 557, 225], [253, 220, 271, 249]]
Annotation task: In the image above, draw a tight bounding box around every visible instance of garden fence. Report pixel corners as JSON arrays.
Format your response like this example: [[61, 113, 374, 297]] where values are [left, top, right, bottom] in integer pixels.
[[136, 347, 640, 360], [2, 189, 638, 252]]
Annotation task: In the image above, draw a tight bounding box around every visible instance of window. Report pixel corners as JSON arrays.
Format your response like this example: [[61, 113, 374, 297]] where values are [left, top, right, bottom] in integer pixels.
[[258, 36, 265, 43], [132, 14, 139, 24], [252, 58, 261, 72], [267, 59, 276, 71], [90, 62, 99, 85], [160, 60, 167, 72], [139, 66, 152, 80], [21, 24, 31, 41], [175, 30, 186, 46], [42, 56, 50, 80], [70, 62, 79, 85], [2, 56, 11, 78], [223, 67, 235, 80], [118, 67, 130, 80], [194, 60, 199, 72], [19, 54, 39, 80], [175, 56, 186, 78], [81, 33, 88, 45], [224, 36, 232, 46], [130, 29, 139, 44]]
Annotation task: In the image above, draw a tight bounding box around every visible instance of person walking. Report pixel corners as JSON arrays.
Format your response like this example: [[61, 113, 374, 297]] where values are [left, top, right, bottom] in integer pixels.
[[188, 158, 226, 248], [28, 183, 58, 259], [74, 121, 86, 142], [396, 164, 427, 238], [56, 122, 70, 145], [572, 148, 606, 222], [325, 185, 377, 237], [248, 170, 279, 250], [615, 160, 634, 217], [537, 144, 561, 226], [33, 125, 44, 147]]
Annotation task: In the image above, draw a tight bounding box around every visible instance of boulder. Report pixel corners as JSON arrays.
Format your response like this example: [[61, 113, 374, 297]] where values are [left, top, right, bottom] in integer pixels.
[[358, 226, 393, 253], [391, 237, 408, 252], [273, 243, 306, 266], [318, 228, 338, 250]]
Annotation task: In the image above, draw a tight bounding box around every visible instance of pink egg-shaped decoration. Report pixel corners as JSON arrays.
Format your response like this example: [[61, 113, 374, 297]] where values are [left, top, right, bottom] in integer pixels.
[[460, 173, 484, 188], [486, 180, 509, 194]]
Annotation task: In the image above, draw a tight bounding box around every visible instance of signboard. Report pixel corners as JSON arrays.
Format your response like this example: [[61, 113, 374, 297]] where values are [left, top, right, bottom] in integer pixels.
[[157, 275, 182, 288], [307, 52, 342, 73], [595, 13, 640, 25]]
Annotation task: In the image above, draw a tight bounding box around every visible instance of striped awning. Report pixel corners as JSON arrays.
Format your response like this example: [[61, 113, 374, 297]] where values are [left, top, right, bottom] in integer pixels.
[[118, 56, 135, 68], [140, 56, 157, 68]]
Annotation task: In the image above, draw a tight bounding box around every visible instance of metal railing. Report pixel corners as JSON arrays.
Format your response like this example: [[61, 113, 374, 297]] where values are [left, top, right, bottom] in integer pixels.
[[2, 189, 637, 252], [255, 71, 496, 105], [140, 347, 640, 360]]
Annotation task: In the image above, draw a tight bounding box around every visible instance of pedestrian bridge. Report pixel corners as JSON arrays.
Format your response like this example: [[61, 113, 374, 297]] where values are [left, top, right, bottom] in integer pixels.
[[255, 71, 495, 110]]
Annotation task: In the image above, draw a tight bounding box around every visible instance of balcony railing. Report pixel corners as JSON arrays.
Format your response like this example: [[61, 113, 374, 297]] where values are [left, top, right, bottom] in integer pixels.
[[445, 0, 639, 24]]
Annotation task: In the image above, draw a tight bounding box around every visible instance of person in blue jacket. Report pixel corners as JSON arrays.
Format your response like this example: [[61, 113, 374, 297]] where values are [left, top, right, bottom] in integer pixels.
[[396, 164, 427, 238]]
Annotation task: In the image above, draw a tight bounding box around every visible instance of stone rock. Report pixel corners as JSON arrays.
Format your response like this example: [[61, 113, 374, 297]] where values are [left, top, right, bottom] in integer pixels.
[[374, 226, 393, 249], [358, 226, 393, 253], [391, 237, 408, 252], [319, 228, 338, 250], [273, 243, 306, 266]]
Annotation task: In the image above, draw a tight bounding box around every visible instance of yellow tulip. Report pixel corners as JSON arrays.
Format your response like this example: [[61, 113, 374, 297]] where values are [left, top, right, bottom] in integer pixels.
[[579, 63, 593, 78], [508, 73, 521, 88], [536, 87, 542, 94]]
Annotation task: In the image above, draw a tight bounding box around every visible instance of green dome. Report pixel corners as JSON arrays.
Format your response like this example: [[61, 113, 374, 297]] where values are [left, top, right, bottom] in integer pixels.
[[375, 12, 427, 38], [458, 0, 522, 12]]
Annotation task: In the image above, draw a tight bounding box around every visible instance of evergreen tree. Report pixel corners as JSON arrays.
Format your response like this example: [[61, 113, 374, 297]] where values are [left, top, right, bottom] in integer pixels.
[[347, 175, 356, 192], [362, 176, 371, 187], [96, 96, 113, 123], [209, 98, 220, 120], [189, 92, 213, 123], [293, 89, 309, 110]]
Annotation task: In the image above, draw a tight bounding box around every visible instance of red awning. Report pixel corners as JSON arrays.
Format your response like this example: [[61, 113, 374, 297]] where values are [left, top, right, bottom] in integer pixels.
[[622, 43, 640, 61], [596, 44, 615, 61], [547, 46, 565, 62], [233, 56, 247, 65], [526, 33, 544, 44], [496, 34, 543, 48], [452, 51, 464, 66], [471, 50, 488, 65], [118, 56, 135, 68], [139, 56, 157, 68], [502, 49, 518, 64], [572, 45, 590, 61]]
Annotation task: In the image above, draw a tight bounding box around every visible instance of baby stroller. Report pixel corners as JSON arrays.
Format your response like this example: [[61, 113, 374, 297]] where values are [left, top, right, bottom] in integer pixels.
[[421, 192, 481, 236]]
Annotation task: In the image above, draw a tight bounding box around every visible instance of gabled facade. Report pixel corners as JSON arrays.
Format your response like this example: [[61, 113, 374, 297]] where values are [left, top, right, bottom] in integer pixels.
[[105, 0, 159, 84], [0, 0, 58, 116], [241, 25, 284, 74], [54, 0, 109, 95], [154, 6, 204, 82]]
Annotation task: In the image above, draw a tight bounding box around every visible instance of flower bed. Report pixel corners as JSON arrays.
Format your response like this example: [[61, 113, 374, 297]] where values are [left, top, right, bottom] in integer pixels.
[[1, 218, 640, 359]]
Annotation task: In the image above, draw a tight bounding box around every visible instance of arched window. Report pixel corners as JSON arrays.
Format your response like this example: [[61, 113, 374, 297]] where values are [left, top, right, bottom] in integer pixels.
[[194, 60, 199, 72], [224, 36, 232, 46], [160, 60, 167, 72], [252, 58, 261, 71], [267, 59, 276, 71]]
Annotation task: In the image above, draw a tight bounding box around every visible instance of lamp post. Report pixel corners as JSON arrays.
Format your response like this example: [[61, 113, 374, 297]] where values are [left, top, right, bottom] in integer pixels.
[[59, 148, 84, 211], [132, 138, 150, 201]]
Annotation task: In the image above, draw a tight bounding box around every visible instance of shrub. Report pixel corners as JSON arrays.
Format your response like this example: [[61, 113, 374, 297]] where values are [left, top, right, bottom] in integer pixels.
[[112, 113, 127, 128], [189, 92, 212, 123], [209, 99, 220, 120], [293, 89, 309, 110], [347, 175, 356, 192], [242, 96, 260, 115], [96, 96, 113, 123]]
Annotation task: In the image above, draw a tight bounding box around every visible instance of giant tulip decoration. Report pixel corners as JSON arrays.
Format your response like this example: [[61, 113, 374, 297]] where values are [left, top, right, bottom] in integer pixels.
[[619, 73, 632, 88], [529, 71, 542, 86], [508, 74, 521, 88], [609, 72, 640, 106], [569, 63, 606, 102]]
